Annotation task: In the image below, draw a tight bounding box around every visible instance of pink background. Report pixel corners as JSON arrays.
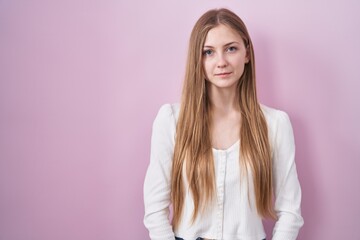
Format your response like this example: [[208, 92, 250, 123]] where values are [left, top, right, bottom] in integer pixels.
[[1, 0, 359, 239]]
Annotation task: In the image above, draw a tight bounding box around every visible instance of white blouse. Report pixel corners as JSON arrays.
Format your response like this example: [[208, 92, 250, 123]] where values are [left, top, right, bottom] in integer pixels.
[[144, 103, 304, 240]]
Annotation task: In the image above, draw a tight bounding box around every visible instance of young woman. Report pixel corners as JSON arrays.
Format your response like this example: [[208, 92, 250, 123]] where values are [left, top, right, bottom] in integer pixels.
[[144, 8, 304, 240]]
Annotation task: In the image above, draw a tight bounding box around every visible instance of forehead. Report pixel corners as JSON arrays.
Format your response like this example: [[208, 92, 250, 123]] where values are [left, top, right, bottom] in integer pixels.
[[204, 24, 244, 46]]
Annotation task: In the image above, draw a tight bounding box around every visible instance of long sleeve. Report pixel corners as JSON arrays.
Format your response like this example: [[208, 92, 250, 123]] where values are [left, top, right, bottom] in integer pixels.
[[143, 104, 176, 240], [272, 111, 304, 240]]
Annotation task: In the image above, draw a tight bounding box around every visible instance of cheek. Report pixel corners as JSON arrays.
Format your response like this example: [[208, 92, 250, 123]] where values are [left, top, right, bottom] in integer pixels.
[[232, 54, 247, 66], [230, 56, 246, 77], [203, 60, 213, 76]]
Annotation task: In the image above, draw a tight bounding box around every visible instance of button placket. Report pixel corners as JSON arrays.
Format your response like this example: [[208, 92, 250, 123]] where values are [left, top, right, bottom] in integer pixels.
[[216, 151, 227, 239]]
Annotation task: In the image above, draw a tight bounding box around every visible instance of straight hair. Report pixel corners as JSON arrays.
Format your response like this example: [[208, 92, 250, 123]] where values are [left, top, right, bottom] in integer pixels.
[[171, 8, 276, 229]]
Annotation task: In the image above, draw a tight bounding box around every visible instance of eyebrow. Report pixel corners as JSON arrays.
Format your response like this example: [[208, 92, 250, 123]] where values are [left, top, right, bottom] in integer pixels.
[[203, 41, 239, 49]]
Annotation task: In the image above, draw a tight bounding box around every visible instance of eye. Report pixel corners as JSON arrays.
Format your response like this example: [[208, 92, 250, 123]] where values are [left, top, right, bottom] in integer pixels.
[[227, 46, 237, 52], [203, 49, 213, 56]]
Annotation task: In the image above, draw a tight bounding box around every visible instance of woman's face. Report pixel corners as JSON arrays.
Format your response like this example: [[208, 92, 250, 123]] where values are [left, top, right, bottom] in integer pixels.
[[202, 24, 249, 91]]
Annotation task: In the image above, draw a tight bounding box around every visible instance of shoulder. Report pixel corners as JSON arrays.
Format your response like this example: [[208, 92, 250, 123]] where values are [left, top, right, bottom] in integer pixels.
[[260, 103, 292, 127], [152, 103, 180, 138], [149, 104, 180, 159], [154, 103, 180, 124], [260, 104, 294, 143]]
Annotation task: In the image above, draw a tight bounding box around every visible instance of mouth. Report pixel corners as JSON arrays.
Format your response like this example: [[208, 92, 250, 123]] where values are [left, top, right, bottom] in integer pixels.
[[214, 72, 232, 77]]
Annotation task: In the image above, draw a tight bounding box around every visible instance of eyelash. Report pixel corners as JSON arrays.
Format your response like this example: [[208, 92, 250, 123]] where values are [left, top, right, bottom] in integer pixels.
[[203, 46, 238, 56], [227, 46, 237, 52], [203, 49, 213, 56]]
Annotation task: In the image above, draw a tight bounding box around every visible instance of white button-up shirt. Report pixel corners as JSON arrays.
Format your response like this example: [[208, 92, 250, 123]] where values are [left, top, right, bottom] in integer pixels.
[[144, 103, 304, 240]]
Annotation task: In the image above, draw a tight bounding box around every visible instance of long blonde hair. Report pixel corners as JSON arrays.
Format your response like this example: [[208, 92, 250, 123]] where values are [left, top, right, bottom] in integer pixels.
[[171, 8, 276, 229]]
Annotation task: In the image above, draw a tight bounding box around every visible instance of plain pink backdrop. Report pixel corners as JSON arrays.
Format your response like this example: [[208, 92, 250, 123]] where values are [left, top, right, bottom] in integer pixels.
[[1, 0, 359, 239]]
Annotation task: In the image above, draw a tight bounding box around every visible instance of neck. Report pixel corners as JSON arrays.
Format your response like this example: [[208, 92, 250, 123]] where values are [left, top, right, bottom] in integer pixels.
[[207, 85, 239, 113]]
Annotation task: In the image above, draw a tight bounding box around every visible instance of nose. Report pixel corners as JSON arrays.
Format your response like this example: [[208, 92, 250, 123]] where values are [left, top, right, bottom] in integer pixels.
[[216, 53, 228, 68]]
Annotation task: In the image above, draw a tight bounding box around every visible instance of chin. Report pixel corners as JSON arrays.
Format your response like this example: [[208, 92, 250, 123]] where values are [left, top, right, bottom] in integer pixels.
[[210, 79, 238, 89]]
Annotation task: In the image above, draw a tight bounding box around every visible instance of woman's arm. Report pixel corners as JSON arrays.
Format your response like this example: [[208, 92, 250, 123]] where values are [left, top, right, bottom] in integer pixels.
[[272, 110, 304, 240], [144, 104, 176, 240]]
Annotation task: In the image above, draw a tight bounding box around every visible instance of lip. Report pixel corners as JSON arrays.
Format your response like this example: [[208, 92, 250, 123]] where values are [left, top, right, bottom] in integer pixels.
[[214, 72, 232, 77]]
